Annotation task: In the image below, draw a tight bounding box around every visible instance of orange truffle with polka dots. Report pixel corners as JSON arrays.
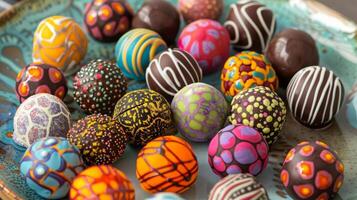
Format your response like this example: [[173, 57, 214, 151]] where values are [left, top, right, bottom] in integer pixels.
[[70, 165, 135, 200], [84, 0, 134, 42], [281, 141, 344, 200]]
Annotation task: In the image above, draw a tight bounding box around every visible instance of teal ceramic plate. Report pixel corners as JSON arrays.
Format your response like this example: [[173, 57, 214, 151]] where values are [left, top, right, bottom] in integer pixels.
[[0, 0, 356, 199]]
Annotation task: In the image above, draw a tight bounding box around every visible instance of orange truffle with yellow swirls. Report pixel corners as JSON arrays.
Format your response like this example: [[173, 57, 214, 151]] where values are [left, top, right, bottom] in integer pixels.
[[32, 16, 88, 74], [221, 51, 278, 100], [136, 136, 198, 193]]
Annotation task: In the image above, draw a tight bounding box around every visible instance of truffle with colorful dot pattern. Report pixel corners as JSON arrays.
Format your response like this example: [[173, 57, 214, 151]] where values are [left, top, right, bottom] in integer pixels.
[[229, 86, 286, 145], [67, 114, 128, 165], [73, 59, 127, 115], [171, 83, 228, 142], [281, 141, 344, 200]]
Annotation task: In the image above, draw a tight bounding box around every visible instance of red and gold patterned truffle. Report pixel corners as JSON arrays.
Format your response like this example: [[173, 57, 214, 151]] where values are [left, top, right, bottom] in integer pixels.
[[15, 63, 67, 103], [84, 0, 134, 42], [221, 51, 278, 100], [67, 114, 128, 165], [70, 165, 135, 200], [136, 136, 198, 193], [281, 141, 344, 200]]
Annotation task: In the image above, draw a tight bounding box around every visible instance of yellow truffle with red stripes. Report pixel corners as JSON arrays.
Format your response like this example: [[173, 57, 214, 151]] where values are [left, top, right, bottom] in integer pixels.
[[70, 165, 135, 200]]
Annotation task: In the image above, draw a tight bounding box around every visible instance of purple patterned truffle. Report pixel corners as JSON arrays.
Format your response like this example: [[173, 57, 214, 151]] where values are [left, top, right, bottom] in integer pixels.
[[208, 124, 269, 177], [171, 83, 228, 142], [13, 93, 71, 147]]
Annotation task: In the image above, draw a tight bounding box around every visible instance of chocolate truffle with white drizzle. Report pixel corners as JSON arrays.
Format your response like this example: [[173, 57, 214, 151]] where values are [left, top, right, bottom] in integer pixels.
[[146, 48, 202, 101], [224, 0, 276, 53], [287, 66, 344, 129]]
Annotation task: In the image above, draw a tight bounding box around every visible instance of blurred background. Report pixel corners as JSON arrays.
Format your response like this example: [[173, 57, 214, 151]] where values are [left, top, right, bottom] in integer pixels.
[[0, 0, 356, 22]]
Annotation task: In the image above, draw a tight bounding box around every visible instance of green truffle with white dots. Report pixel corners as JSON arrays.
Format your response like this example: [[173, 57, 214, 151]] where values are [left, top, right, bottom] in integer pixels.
[[73, 59, 127, 115], [229, 86, 287, 145]]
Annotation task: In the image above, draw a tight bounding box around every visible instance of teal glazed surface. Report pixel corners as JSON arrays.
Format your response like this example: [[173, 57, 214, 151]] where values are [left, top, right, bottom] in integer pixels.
[[0, 0, 356, 199]]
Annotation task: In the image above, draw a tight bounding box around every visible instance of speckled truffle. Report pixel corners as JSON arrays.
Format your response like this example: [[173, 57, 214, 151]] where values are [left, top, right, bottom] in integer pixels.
[[281, 141, 344, 200], [73, 59, 127, 115], [171, 83, 229, 142], [229, 86, 287, 145], [113, 89, 175, 146], [15, 63, 67, 103], [209, 173, 269, 200], [67, 114, 128, 165]]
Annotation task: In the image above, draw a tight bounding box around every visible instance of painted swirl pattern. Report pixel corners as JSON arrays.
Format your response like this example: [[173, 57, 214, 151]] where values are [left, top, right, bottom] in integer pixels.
[[224, 0, 276, 53], [115, 28, 167, 80], [32, 16, 88, 74], [287, 66, 344, 129], [136, 136, 198, 193], [146, 48, 202, 100], [20, 137, 84, 199]]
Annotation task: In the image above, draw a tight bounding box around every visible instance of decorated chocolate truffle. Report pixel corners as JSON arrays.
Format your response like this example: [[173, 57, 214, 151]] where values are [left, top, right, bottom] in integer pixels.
[[229, 86, 286, 145], [136, 136, 198, 193], [13, 93, 71, 148], [132, 0, 180, 45], [146, 192, 185, 200], [33, 16, 88, 74], [224, 1, 276, 53], [146, 48, 203, 101], [113, 89, 175, 146], [178, 0, 223, 24], [281, 141, 344, 200], [70, 165, 135, 200], [84, 0, 133, 42], [221, 51, 279, 100], [209, 173, 269, 200], [266, 28, 319, 85], [20, 137, 84, 199], [171, 83, 228, 142], [178, 19, 230, 74], [73, 59, 127, 115], [115, 28, 167, 80], [67, 114, 127, 165], [15, 63, 67, 103], [208, 125, 269, 177], [346, 83, 357, 128], [287, 66, 344, 129]]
